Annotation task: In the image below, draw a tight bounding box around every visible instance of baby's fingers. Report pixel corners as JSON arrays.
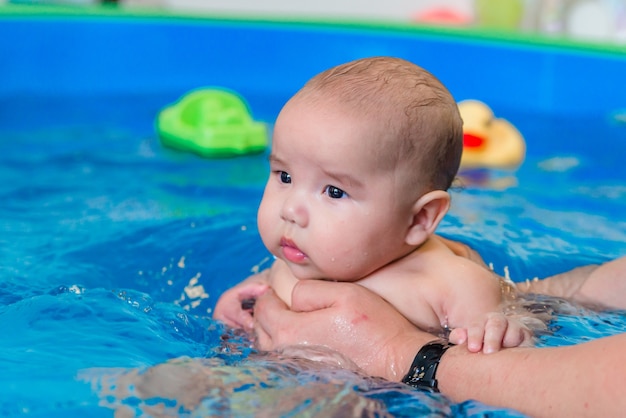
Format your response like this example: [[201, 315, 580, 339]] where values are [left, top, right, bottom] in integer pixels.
[[482, 313, 509, 354], [502, 320, 533, 348], [448, 328, 468, 346], [466, 325, 486, 353]]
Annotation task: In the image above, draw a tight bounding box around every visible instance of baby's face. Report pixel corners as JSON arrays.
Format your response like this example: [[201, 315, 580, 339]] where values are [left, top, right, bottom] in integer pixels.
[[257, 98, 417, 281]]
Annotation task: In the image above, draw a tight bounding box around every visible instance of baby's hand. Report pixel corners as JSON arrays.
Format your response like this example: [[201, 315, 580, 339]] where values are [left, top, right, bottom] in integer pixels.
[[448, 312, 532, 353], [213, 280, 269, 331]]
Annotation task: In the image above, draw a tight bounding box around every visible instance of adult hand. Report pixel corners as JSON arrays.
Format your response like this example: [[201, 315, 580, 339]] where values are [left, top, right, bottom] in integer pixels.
[[253, 280, 434, 381], [213, 271, 270, 331]]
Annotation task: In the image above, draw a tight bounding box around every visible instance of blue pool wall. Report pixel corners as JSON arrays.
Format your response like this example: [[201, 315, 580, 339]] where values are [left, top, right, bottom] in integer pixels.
[[1, 6, 626, 122]]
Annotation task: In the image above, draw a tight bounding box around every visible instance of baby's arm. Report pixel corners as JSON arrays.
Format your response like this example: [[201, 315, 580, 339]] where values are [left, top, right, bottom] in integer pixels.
[[519, 256, 626, 310], [212, 269, 271, 331], [442, 260, 531, 353]]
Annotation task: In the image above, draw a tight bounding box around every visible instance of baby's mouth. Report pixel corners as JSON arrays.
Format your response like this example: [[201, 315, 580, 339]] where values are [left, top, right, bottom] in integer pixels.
[[280, 238, 307, 263]]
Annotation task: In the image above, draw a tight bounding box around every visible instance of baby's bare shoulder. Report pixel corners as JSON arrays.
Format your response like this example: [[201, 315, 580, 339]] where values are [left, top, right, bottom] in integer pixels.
[[434, 235, 489, 268]]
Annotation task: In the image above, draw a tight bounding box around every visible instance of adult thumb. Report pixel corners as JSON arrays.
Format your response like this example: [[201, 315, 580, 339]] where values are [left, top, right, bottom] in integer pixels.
[[290, 280, 346, 313]]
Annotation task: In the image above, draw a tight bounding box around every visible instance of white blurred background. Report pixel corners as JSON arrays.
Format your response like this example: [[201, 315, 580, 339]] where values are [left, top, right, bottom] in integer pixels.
[[5, 0, 626, 44]]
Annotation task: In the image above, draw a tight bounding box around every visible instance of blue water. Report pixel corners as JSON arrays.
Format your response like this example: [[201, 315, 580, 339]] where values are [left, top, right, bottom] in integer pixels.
[[1, 93, 625, 417]]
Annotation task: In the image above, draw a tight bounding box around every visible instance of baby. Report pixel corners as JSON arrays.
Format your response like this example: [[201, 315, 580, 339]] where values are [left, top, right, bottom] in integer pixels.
[[214, 57, 532, 353]]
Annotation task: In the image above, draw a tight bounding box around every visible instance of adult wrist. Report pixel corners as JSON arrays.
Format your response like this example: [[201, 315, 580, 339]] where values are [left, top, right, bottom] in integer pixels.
[[377, 331, 431, 382], [401, 338, 454, 392]]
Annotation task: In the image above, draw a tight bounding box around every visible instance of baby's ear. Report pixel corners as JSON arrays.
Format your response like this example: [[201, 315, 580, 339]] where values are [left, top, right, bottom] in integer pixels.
[[405, 190, 450, 246]]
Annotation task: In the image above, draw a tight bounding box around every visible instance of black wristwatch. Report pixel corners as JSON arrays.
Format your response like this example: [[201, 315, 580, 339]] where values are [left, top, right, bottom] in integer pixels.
[[402, 339, 454, 392]]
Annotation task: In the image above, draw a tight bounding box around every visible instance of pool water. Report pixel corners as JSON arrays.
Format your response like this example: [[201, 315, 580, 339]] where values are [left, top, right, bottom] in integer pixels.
[[1, 93, 625, 417]]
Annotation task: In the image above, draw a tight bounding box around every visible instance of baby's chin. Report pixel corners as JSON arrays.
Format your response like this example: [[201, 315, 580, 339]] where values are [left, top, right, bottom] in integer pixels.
[[280, 256, 365, 283], [286, 265, 334, 282], [291, 269, 360, 283]]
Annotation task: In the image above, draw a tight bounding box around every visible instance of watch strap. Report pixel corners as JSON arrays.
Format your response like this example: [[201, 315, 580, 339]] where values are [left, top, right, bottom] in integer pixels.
[[402, 338, 454, 392]]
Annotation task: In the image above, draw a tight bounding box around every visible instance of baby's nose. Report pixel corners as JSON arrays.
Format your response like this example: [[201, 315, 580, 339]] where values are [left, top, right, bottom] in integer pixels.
[[280, 191, 309, 227]]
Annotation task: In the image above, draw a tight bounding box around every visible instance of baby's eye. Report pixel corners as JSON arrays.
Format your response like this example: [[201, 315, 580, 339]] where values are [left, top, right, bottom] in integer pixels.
[[279, 171, 292, 184], [324, 185, 347, 199]]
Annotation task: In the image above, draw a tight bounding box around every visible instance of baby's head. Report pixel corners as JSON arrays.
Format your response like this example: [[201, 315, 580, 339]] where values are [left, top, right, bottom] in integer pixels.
[[258, 57, 463, 282], [292, 56, 463, 195]]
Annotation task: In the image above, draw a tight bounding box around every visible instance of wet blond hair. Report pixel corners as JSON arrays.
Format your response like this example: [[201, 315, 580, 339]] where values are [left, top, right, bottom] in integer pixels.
[[292, 56, 463, 193]]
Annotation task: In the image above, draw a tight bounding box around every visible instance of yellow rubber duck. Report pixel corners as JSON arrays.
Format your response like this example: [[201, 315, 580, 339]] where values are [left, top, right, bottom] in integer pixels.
[[458, 100, 526, 170]]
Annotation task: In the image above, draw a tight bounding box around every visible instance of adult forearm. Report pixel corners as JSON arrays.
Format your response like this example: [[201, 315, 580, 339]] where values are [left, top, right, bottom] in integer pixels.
[[520, 256, 626, 310], [576, 256, 626, 310], [436, 333, 626, 417]]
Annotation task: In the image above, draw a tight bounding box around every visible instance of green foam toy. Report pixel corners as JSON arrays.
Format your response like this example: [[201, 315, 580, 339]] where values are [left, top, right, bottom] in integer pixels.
[[156, 88, 268, 157]]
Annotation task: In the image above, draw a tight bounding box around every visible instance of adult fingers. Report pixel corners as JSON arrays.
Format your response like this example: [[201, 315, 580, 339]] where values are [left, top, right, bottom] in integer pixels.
[[252, 288, 294, 350], [290, 280, 344, 313], [239, 281, 271, 300]]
